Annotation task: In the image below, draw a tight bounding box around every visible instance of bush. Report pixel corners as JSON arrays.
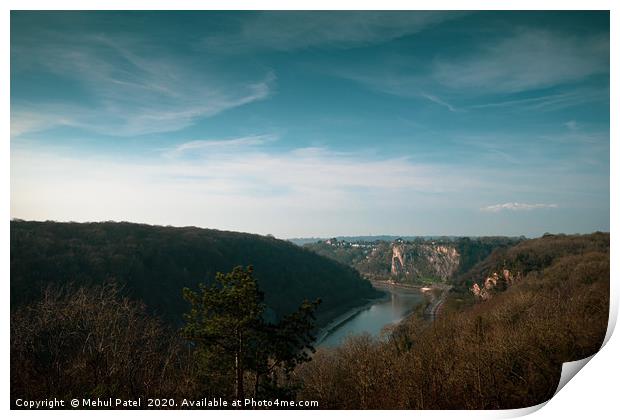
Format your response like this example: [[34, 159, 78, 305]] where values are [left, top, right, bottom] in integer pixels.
[[11, 284, 198, 404]]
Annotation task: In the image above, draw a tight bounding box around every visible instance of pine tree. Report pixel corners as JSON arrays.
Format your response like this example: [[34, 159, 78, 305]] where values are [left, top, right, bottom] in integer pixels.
[[182, 266, 320, 400]]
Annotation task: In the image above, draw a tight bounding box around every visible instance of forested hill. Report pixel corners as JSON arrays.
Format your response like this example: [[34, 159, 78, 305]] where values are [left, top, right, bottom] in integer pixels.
[[10, 221, 381, 325], [453, 232, 610, 290]]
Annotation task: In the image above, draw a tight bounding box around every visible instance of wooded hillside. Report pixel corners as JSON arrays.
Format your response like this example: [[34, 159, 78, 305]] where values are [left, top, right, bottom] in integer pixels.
[[297, 233, 609, 408], [10, 220, 381, 325]]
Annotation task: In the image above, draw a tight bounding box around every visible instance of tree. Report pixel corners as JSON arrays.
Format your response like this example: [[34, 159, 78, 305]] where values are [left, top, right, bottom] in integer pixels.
[[11, 284, 196, 403], [181, 266, 320, 401]]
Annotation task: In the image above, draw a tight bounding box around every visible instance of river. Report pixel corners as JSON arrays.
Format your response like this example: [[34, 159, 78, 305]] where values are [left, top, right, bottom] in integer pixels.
[[317, 285, 427, 347]]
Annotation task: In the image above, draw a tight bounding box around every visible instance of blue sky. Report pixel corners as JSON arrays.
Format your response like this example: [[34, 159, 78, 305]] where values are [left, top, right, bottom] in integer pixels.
[[10, 11, 610, 237]]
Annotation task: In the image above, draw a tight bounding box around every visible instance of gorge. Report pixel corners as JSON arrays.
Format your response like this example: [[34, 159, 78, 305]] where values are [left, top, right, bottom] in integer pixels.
[[303, 236, 522, 285], [302, 236, 522, 345]]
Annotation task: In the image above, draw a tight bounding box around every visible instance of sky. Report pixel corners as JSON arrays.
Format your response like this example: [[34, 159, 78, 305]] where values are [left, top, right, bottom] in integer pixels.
[[10, 11, 610, 238]]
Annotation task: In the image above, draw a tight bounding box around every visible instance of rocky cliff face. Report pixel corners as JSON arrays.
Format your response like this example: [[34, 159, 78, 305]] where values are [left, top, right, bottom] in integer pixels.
[[388, 242, 460, 282], [470, 269, 520, 300], [304, 236, 523, 285], [390, 244, 406, 275]]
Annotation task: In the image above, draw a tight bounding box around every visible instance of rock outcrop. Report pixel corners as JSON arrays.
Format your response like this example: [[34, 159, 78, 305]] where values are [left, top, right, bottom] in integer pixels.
[[470, 269, 520, 300], [391, 244, 406, 275]]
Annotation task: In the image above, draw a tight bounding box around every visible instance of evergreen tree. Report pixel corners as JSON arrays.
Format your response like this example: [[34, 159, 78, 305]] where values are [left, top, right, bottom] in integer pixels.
[[182, 266, 320, 400]]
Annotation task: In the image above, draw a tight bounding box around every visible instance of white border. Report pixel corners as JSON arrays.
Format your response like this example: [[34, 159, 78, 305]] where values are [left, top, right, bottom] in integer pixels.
[[3, 2, 616, 419]]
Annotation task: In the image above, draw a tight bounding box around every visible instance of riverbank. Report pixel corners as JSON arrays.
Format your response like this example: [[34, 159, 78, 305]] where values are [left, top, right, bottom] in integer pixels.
[[314, 292, 390, 345], [314, 282, 448, 347], [370, 280, 422, 290], [370, 280, 451, 321], [370, 279, 447, 293]]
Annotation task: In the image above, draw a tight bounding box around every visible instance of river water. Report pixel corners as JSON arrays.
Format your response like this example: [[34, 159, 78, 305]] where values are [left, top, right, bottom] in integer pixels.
[[318, 285, 426, 347]]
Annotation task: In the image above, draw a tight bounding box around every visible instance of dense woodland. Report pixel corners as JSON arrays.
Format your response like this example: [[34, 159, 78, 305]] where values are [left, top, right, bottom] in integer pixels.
[[10, 220, 381, 326], [10, 222, 609, 409]]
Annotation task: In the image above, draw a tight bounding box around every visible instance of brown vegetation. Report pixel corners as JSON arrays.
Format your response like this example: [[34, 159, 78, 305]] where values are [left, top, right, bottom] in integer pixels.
[[11, 273, 318, 407], [295, 234, 609, 409], [11, 284, 198, 404], [10, 233, 609, 409]]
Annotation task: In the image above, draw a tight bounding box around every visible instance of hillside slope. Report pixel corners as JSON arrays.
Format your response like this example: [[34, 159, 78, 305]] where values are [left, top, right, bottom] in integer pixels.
[[298, 232, 610, 408], [453, 232, 610, 291], [10, 221, 381, 325]]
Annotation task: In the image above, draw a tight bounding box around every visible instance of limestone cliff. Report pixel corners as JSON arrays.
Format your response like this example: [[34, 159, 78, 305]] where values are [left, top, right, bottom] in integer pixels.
[[304, 236, 522, 285], [390, 244, 406, 275], [470, 269, 520, 300], [389, 242, 460, 282]]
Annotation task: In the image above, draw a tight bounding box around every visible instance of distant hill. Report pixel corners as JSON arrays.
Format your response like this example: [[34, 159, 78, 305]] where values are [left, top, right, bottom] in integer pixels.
[[10, 221, 382, 326], [304, 237, 522, 284], [288, 235, 466, 246], [287, 237, 327, 246]]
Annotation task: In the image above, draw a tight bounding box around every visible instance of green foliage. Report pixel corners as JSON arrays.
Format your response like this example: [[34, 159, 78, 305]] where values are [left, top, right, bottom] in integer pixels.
[[182, 266, 266, 350], [182, 266, 320, 400]]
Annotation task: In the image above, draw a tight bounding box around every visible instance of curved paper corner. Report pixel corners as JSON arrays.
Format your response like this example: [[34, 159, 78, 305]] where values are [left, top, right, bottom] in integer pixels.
[[553, 355, 595, 397], [602, 288, 618, 348], [507, 355, 598, 419], [503, 400, 549, 418]]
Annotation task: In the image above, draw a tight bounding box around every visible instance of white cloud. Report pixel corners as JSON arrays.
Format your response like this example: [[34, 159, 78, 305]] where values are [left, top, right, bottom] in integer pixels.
[[203, 12, 464, 52], [420, 93, 459, 112], [328, 66, 467, 112], [162, 135, 278, 158], [326, 27, 608, 109], [565, 120, 579, 131], [481, 202, 559, 212], [10, 109, 77, 137], [468, 88, 608, 112], [11, 144, 487, 236], [12, 138, 607, 236], [434, 29, 609, 93], [11, 35, 274, 137]]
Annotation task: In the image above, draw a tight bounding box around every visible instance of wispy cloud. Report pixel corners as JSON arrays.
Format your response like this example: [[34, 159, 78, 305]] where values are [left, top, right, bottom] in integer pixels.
[[8, 12, 611, 238], [467, 88, 608, 112], [11, 34, 274, 137], [434, 29, 609, 93], [203, 12, 465, 52], [162, 135, 278, 158], [481, 202, 559, 212], [564, 120, 579, 131], [421, 93, 459, 112], [328, 66, 467, 113], [10, 108, 77, 137], [11, 144, 484, 225]]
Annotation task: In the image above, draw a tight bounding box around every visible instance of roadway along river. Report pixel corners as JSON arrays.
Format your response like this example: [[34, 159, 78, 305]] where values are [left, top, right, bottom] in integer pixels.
[[318, 285, 427, 347]]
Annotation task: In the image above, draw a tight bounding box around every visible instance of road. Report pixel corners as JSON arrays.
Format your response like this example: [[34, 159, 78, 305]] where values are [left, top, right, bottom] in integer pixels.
[[423, 285, 451, 320]]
